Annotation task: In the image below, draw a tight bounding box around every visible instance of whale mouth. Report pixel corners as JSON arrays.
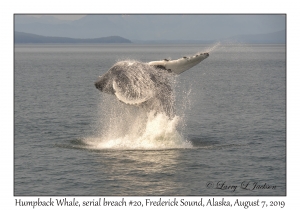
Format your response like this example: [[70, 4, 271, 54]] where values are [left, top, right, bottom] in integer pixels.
[[95, 75, 116, 94], [94, 80, 103, 91], [95, 75, 106, 91]]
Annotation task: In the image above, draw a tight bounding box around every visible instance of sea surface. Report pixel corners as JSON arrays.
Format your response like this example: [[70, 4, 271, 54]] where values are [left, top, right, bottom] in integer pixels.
[[14, 43, 286, 196]]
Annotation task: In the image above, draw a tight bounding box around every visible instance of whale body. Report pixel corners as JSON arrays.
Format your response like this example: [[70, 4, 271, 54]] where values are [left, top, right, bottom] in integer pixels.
[[95, 52, 209, 115]]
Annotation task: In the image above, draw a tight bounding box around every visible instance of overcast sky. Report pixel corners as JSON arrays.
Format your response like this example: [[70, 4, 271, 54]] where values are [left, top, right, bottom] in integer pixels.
[[28, 15, 86, 20], [16, 14, 285, 41]]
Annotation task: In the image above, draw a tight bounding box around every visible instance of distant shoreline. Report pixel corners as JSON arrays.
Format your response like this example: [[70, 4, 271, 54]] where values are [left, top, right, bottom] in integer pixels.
[[14, 31, 132, 44], [14, 31, 286, 45]]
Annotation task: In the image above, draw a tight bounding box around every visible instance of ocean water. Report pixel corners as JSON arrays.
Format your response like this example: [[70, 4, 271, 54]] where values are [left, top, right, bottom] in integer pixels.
[[14, 43, 286, 196]]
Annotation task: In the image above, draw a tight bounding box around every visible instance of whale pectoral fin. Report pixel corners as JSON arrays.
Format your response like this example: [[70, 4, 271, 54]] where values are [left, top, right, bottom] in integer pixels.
[[148, 52, 209, 74]]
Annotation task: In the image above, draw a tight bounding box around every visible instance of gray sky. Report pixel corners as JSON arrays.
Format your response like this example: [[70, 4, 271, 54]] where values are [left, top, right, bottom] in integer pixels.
[[16, 14, 285, 41], [28, 15, 86, 20]]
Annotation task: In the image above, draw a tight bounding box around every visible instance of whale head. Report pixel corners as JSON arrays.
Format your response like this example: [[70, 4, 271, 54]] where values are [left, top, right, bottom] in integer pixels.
[[94, 73, 115, 94]]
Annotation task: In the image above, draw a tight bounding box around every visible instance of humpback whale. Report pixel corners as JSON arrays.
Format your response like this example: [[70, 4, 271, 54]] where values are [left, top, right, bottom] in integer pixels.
[[95, 52, 209, 116]]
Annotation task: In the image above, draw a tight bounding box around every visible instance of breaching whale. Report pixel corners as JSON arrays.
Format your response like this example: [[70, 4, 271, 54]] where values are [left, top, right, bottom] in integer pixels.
[[95, 52, 209, 116]]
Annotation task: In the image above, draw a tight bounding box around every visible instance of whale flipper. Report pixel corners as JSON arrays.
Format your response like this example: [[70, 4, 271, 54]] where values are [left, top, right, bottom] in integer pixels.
[[148, 52, 209, 74]]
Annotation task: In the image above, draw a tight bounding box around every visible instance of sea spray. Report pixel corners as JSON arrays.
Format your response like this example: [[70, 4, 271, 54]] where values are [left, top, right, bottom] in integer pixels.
[[84, 103, 192, 150], [204, 42, 221, 53]]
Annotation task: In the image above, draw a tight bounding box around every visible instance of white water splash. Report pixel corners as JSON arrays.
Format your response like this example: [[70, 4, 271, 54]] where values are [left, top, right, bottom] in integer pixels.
[[84, 101, 192, 150], [84, 109, 192, 150]]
